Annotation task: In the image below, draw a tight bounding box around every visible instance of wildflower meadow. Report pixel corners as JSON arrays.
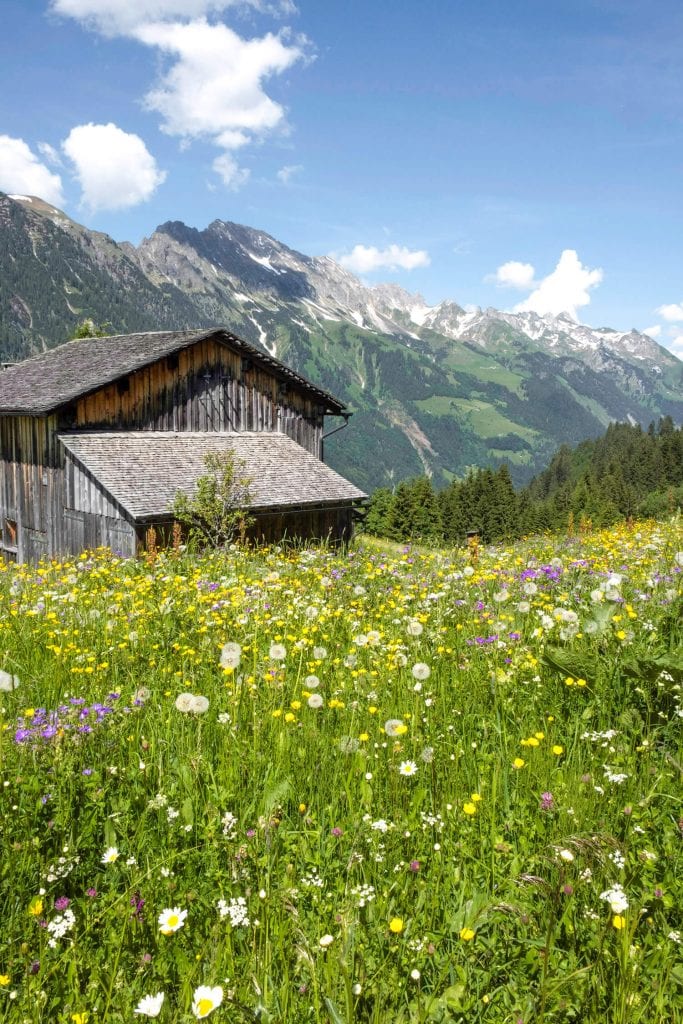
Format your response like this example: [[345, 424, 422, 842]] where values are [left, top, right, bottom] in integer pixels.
[[0, 519, 682, 1023]]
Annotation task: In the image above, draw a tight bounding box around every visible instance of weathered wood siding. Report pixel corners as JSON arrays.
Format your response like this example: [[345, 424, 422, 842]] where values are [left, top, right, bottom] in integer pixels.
[[248, 505, 355, 546], [62, 455, 136, 556], [74, 338, 325, 456], [0, 414, 62, 562], [0, 335, 337, 561]]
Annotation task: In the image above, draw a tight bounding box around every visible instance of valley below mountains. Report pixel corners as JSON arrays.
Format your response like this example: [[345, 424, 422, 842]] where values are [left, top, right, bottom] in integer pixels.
[[1, 191, 681, 493]]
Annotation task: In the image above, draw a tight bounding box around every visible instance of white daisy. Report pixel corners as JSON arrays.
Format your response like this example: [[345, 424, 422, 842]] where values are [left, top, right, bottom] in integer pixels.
[[398, 760, 418, 777], [158, 907, 187, 934], [134, 992, 165, 1017], [192, 985, 223, 1019], [101, 846, 119, 864]]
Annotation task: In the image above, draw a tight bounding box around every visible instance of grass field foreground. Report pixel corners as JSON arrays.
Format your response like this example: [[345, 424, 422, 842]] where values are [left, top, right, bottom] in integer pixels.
[[0, 520, 682, 1023]]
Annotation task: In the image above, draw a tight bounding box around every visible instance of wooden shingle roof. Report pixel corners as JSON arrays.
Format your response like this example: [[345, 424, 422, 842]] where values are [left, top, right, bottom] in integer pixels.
[[58, 431, 367, 521], [0, 328, 346, 415]]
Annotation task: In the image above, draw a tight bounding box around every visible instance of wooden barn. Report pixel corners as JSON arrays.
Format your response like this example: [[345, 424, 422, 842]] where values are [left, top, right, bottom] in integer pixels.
[[0, 327, 366, 561]]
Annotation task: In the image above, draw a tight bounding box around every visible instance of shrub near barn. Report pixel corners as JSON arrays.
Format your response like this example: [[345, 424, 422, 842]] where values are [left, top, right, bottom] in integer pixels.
[[0, 519, 681, 1021]]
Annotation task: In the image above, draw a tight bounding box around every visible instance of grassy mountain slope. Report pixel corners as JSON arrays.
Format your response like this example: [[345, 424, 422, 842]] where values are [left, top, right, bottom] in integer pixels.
[[1, 194, 681, 492]]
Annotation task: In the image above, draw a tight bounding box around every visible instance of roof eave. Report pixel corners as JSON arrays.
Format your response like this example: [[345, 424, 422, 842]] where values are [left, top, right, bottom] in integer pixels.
[[132, 497, 367, 525]]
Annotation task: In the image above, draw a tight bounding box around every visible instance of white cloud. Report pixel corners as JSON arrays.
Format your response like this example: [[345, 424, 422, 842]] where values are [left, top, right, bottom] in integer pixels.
[[513, 249, 603, 320], [137, 20, 304, 145], [655, 302, 683, 322], [494, 260, 535, 289], [276, 163, 302, 184], [51, 2, 309, 191], [0, 135, 65, 206], [642, 324, 661, 339], [335, 244, 431, 274], [50, 1, 294, 36], [37, 141, 63, 166], [667, 335, 683, 358], [212, 152, 250, 189], [62, 123, 166, 211]]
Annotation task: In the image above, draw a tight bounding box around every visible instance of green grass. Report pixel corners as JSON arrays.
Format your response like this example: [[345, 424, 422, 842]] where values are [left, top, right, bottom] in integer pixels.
[[440, 348, 525, 395], [456, 399, 539, 441], [0, 521, 682, 1022]]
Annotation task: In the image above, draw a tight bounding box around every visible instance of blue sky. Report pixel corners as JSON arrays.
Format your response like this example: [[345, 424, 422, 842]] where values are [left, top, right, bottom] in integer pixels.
[[1, 0, 682, 355]]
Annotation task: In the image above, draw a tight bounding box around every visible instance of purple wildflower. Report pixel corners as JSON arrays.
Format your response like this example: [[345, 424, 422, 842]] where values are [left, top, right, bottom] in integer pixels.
[[539, 791, 554, 812]]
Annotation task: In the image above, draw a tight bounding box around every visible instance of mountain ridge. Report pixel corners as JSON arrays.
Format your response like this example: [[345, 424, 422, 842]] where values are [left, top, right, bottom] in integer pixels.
[[1, 191, 681, 492]]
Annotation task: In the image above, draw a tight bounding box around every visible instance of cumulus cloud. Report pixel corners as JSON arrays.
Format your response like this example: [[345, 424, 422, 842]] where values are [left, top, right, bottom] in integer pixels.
[[276, 163, 302, 184], [50, 0, 294, 36], [642, 324, 662, 339], [335, 244, 431, 274], [493, 260, 536, 289], [212, 152, 250, 189], [655, 302, 683, 322], [51, 1, 309, 191], [513, 249, 603, 320], [137, 20, 304, 143], [0, 135, 65, 205], [62, 123, 166, 211]]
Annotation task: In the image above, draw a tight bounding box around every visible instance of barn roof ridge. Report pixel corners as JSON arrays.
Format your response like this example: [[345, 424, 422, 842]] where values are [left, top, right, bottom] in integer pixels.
[[0, 327, 346, 415]]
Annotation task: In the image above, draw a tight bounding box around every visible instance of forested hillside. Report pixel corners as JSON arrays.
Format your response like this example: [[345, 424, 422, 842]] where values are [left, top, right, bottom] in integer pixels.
[[364, 418, 683, 544]]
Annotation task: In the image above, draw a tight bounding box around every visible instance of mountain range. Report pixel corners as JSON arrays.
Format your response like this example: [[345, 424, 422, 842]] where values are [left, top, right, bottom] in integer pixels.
[[1, 191, 681, 493]]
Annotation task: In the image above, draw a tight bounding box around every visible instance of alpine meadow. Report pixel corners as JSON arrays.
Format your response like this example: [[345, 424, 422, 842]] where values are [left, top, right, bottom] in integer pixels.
[[0, 521, 682, 1022], [2, 1, 683, 1021]]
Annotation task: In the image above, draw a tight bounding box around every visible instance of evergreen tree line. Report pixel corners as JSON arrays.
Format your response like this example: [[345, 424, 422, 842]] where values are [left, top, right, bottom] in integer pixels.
[[363, 418, 683, 545]]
